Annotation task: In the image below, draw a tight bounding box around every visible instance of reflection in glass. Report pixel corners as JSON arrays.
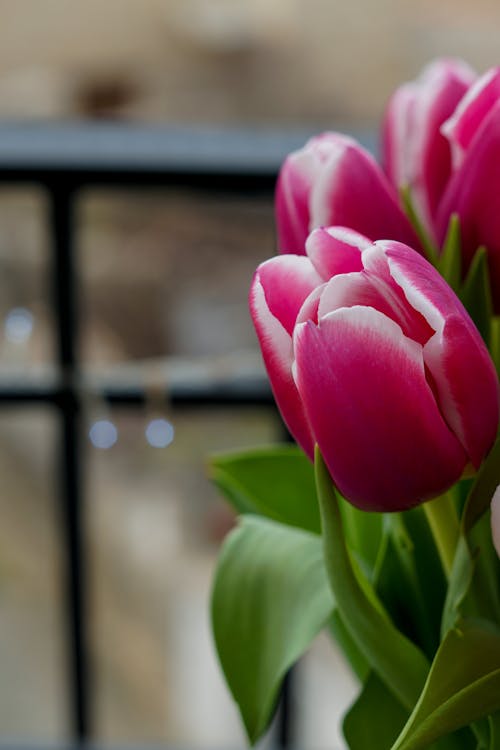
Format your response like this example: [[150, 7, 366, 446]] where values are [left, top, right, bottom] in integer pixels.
[[145, 418, 175, 448], [89, 419, 119, 450], [4, 307, 34, 344]]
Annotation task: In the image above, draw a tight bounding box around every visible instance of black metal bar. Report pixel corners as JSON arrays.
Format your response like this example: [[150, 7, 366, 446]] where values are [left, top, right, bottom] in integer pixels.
[[0, 122, 375, 190], [0, 376, 274, 407], [48, 184, 89, 739]]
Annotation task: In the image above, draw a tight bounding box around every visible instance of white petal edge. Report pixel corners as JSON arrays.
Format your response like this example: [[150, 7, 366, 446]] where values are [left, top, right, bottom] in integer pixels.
[[250, 276, 294, 375], [293, 303, 424, 377]]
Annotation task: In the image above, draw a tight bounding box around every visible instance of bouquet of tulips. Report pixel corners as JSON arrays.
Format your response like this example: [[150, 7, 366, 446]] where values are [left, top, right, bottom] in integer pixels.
[[209, 59, 500, 750]]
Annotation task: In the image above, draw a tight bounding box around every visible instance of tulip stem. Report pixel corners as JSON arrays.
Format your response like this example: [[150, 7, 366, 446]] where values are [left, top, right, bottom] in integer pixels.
[[422, 492, 459, 579]]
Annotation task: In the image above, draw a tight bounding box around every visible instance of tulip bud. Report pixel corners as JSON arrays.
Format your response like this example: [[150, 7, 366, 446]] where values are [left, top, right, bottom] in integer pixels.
[[437, 67, 500, 312], [383, 58, 475, 233], [275, 133, 418, 255], [250, 228, 499, 512]]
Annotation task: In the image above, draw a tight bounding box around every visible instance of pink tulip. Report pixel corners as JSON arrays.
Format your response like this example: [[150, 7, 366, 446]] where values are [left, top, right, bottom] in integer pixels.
[[275, 133, 419, 255], [383, 58, 475, 236], [436, 67, 500, 311], [250, 227, 499, 512], [383, 61, 500, 312], [277, 59, 500, 311]]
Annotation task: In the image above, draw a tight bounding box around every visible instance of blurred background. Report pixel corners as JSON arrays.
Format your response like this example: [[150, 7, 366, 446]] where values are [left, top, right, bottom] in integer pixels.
[[0, 0, 499, 748]]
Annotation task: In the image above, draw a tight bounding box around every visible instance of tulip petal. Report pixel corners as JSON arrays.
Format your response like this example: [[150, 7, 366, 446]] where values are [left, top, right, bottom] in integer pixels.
[[382, 241, 500, 465], [442, 67, 500, 168], [293, 307, 466, 512], [275, 133, 348, 254], [437, 98, 500, 312], [305, 226, 367, 280], [383, 59, 475, 226], [249, 269, 315, 457], [309, 138, 420, 250], [256, 255, 323, 336], [382, 239, 467, 326], [423, 316, 499, 468], [361, 243, 435, 345]]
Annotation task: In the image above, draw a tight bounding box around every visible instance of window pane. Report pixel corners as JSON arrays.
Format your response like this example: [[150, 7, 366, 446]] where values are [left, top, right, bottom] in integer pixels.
[[0, 408, 67, 738], [79, 190, 274, 365], [0, 188, 54, 373], [87, 406, 280, 744]]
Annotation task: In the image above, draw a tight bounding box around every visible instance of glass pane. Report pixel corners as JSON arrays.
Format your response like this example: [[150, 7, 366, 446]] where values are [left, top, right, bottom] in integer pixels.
[[0, 407, 66, 738], [87, 406, 280, 744], [79, 189, 274, 365], [0, 188, 54, 373]]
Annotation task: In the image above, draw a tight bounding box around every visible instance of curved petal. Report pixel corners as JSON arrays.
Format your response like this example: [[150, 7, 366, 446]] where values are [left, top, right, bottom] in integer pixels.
[[442, 67, 500, 168], [305, 226, 367, 280], [382, 239, 471, 327], [361, 242, 435, 345], [437, 99, 500, 312], [381, 240, 499, 464], [296, 284, 325, 327], [275, 133, 350, 254], [256, 255, 323, 335], [423, 316, 499, 468], [383, 58, 475, 227], [249, 273, 314, 457], [309, 139, 420, 250], [293, 307, 466, 512]]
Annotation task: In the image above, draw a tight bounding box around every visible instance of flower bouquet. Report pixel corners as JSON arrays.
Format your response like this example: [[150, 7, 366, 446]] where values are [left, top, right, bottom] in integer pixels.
[[209, 59, 500, 750]]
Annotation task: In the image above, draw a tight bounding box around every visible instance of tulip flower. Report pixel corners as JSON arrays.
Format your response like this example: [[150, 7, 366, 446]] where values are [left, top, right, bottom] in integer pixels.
[[384, 61, 500, 311], [382, 58, 475, 237], [275, 133, 419, 255], [436, 67, 500, 310], [276, 59, 500, 312], [250, 227, 499, 512]]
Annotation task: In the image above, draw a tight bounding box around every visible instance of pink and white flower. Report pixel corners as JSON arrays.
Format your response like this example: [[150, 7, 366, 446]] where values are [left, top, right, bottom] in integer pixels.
[[276, 59, 500, 312], [275, 133, 419, 255], [250, 228, 499, 512]]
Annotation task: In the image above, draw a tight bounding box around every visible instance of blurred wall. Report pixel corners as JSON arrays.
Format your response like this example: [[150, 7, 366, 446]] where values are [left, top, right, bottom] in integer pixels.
[[0, 0, 497, 124]]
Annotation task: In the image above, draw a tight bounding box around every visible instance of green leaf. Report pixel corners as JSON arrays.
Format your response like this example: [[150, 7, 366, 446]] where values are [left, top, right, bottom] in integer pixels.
[[376, 511, 445, 658], [339, 499, 385, 581], [211, 516, 333, 743], [343, 672, 409, 750], [400, 185, 439, 265], [209, 444, 320, 534], [442, 442, 500, 636], [487, 713, 500, 749], [441, 537, 477, 637], [462, 437, 500, 534], [391, 621, 500, 750], [315, 450, 429, 711], [460, 246, 493, 345], [438, 214, 462, 292], [329, 610, 370, 683], [490, 317, 500, 379], [472, 717, 491, 749], [442, 438, 500, 635], [468, 513, 500, 624]]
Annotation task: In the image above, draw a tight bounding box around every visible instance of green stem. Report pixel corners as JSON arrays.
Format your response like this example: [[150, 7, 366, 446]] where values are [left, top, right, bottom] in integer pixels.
[[422, 492, 459, 579], [400, 185, 439, 266]]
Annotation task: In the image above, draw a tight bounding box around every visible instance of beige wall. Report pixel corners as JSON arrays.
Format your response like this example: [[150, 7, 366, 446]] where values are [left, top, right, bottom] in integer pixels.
[[0, 0, 497, 123]]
